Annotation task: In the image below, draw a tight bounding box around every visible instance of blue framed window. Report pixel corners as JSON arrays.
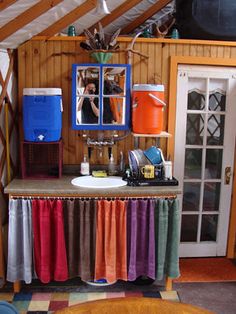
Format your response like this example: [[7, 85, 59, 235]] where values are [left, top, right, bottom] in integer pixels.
[[71, 63, 131, 130]]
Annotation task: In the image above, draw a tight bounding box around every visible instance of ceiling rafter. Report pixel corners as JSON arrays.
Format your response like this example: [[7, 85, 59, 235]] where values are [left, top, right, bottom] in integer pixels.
[[0, 0, 17, 12], [38, 0, 97, 37], [121, 0, 173, 34], [0, 0, 64, 42], [88, 0, 143, 32]]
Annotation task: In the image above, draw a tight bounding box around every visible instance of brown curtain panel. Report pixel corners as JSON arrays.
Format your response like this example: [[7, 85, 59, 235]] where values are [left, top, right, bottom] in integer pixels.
[[63, 199, 97, 282]]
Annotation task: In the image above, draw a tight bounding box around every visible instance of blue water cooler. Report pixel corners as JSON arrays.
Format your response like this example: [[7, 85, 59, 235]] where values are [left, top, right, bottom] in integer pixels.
[[23, 88, 63, 142]]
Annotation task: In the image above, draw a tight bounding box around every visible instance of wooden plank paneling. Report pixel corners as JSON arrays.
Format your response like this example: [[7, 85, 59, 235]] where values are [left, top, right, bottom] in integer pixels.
[[17, 37, 236, 165]]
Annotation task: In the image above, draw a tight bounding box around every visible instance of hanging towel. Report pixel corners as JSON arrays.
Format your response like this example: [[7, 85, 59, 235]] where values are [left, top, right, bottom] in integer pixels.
[[7, 199, 33, 283], [63, 199, 96, 281], [95, 199, 127, 283], [32, 199, 68, 283], [155, 198, 180, 280], [127, 199, 155, 281]]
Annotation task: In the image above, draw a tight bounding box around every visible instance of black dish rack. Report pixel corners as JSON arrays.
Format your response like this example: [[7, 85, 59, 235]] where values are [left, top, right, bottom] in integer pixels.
[[123, 174, 179, 187]]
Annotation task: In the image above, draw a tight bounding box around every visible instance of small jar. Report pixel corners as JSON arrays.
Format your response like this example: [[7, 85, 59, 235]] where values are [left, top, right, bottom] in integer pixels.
[[67, 25, 76, 36], [164, 161, 172, 180]]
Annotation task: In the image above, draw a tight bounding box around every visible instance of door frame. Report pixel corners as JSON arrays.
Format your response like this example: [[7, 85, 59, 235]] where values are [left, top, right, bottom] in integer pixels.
[[167, 56, 236, 258]]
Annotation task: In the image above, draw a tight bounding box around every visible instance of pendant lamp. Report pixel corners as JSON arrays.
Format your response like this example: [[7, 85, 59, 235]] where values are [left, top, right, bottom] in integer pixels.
[[96, 0, 110, 14]]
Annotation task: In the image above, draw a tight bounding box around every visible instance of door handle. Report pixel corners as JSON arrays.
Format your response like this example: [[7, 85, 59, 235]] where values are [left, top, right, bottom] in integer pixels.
[[225, 166, 231, 185]]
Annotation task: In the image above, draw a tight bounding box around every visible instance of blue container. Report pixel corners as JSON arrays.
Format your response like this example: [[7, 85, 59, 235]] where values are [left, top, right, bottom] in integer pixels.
[[23, 88, 62, 142]]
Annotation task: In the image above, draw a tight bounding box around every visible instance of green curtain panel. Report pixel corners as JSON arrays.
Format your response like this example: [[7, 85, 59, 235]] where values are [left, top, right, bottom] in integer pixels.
[[155, 199, 180, 280]]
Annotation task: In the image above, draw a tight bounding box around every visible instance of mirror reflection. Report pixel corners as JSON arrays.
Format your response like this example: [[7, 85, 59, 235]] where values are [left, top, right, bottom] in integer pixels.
[[75, 65, 126, 126]]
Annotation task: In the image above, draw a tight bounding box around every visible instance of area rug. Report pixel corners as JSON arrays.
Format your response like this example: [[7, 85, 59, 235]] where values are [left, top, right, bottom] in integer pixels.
[[0, 291, 180, 313], [174, 257, 236, 282]]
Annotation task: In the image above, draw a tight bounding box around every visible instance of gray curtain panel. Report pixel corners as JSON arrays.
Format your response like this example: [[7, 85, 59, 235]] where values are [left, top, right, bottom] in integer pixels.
[[7, 199, 33, 283]]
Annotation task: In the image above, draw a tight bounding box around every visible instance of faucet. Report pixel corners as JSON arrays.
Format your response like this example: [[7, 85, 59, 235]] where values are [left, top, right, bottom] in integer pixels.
[[120, 151, 124, 173]]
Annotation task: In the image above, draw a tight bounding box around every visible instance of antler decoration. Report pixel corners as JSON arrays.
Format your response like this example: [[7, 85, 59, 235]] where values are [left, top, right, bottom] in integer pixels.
[[156, 17, 176, 38], [80, 23, 148, 59]]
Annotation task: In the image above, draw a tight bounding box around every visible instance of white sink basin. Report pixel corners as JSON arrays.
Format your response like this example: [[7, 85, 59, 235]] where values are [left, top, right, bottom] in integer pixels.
[[71, 175, 127, 189]]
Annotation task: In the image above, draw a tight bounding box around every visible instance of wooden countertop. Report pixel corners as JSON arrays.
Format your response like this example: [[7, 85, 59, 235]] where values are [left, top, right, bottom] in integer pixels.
[[4, 176, 181, 198]]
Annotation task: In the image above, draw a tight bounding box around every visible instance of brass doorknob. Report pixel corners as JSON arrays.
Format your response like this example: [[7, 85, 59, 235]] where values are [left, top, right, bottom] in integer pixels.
[[225, 166, 232, 185]]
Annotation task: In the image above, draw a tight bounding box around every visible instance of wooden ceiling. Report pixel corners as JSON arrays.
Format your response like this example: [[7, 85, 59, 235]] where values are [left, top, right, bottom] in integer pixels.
[[0, 0, 174, 48]]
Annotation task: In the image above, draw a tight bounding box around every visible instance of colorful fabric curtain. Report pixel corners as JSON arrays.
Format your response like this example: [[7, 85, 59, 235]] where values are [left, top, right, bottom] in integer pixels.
[[95, 199, 127, 283], [7, 199, 33, 283], [127, 199, 156, 281], [63, 199, 96, 281], [155, 198, 180, 280], [32, 199, 68, 283], [7, 197, 180, 284]]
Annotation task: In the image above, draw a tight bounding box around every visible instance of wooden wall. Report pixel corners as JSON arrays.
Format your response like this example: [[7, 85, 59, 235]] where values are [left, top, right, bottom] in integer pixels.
[[17, 37, 236, 166], [17, 36, 236, 256]]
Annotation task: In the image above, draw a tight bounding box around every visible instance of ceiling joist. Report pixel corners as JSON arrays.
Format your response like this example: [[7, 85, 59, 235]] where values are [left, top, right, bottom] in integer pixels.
[[0, 0, 17, 12], [0, 0, 63, 42], [38, 0, 97, 37], [88, 0, 143, 32], [121, 0, 173, 34]]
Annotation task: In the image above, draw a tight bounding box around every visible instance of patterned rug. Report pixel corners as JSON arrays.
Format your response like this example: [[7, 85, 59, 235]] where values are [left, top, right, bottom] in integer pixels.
[[0, 291, 179, 313]]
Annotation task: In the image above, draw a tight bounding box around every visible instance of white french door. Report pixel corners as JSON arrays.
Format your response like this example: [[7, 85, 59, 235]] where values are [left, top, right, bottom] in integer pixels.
[[174, 65, 236, 257]]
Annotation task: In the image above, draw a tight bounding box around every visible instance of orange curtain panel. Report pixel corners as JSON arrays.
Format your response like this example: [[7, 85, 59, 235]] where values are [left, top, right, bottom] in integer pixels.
[[95, 199, 127, 283]]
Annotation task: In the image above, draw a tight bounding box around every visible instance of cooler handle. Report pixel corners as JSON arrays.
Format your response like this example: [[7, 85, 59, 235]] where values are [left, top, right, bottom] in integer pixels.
[[148, 93, 166, 107]]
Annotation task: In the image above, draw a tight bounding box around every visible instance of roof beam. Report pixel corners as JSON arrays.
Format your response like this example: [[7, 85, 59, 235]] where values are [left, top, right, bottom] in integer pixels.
[[88, 0, 143, 32], [0, 0, 17, 12], [121, 0, 172, 34], [0, 0, 63, 42], [38, 0, 97, 37]]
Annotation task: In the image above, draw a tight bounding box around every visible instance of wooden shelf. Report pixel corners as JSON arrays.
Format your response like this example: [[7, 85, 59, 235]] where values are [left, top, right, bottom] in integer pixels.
[[132, 131, 171, 138]]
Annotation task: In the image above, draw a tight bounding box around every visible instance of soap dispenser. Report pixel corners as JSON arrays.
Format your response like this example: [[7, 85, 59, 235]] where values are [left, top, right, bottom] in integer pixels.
[[108, 153, 116, 176], [80, 155, 90, 175]]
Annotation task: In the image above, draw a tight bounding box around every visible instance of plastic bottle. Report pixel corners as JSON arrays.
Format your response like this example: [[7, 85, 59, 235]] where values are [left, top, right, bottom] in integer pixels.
[[80, 155, 90, 175], [108, 153, 116, 176]]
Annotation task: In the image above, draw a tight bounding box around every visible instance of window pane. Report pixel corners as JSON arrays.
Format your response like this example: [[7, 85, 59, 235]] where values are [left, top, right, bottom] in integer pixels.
[[181, 215, 199, 242], [203, 182, 220, 212], [186, 114, 205, 145], [183, 182, 201, 211], [207, 114, 225, 145], [184, 149, 202, 179], [188, 90, 205, 110], [209, 91, 226, 112], [200, 215, 218, 241], [205, 149, 223, 179]]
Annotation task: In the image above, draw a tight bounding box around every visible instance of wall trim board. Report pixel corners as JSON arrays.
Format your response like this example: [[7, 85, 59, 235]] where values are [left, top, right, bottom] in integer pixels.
[[30, 36, 236, 47], [167, 55, 236, 258]]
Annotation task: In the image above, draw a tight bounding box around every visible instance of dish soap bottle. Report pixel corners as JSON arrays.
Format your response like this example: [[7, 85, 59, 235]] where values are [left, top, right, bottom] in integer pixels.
[[80, 155, 90, 175], [108, 153, 116, 176]]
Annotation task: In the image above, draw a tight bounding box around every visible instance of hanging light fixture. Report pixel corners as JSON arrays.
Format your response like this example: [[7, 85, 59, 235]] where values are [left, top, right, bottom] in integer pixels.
[[96, 0, 110, 14]]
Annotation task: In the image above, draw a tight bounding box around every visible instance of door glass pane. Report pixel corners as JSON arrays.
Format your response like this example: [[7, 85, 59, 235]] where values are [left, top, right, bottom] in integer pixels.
[[184, 149, 202, 179], [181, 215, 198, 242], [207, 114, 225, 145], [200, 215, 218, 241], [186, 114, 205, 145], [209, 91, 226, 112], [188, 90, 205, 110], [205, 149, 223, 179], [203, 182, 221, 212], [183, 182, 201, 211]]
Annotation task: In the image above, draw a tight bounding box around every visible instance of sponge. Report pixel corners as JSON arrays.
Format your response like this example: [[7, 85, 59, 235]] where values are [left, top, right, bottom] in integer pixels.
[[92, 170, 107, 177]]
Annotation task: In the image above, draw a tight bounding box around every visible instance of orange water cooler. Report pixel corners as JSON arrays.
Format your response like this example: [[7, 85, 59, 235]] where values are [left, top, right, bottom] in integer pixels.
[[132, 84, 165, 134]]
